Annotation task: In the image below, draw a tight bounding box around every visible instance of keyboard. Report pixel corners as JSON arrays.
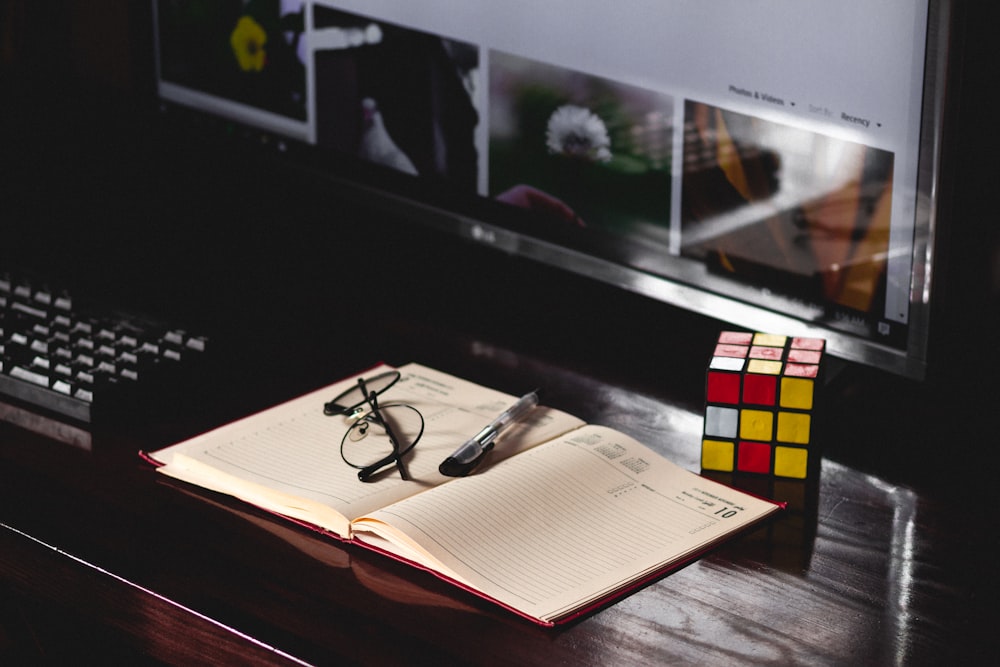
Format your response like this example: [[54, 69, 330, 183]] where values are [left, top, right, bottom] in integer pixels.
[[0, 270, 208, 426]]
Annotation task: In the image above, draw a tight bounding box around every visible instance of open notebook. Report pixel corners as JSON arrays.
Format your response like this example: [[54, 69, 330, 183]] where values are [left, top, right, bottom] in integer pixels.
[[143, 362, 781, 625]]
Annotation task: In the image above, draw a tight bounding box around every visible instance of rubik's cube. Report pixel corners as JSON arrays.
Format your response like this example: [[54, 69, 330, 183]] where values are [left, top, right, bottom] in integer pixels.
[[701, 331, 825, 479]]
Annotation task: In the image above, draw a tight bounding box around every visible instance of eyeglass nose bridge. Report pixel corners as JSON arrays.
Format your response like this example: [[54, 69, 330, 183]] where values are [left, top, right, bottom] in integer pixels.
[[344, 405, 369, 422], [348, 419, 371, 441], [346, 407, 390, 441]]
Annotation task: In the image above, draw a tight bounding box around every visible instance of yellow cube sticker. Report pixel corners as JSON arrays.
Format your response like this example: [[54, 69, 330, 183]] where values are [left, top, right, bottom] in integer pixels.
[[774, 446, 809, 478], [752, 333, 787, 347], [747, 359, 783, 375], [777, 412, 811, 444], [740, 409, 774, 441], [780, 377, 814, 410], [702, 439, 734, 471]]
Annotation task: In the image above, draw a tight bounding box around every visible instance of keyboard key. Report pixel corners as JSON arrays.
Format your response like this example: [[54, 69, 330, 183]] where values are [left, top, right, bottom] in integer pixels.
[[2, 268, 209, 424], [11, 365, 49, 387], [12, 301, 46, 319]]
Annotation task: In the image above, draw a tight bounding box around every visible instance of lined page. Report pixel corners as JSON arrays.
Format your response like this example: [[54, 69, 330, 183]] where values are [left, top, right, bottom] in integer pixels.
[[355, 424, 778, 622], [150, 363, 585, 533]]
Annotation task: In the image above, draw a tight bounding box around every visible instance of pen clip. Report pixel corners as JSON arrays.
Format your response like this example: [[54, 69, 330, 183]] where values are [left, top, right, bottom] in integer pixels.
[[439, 390, 540, 478]]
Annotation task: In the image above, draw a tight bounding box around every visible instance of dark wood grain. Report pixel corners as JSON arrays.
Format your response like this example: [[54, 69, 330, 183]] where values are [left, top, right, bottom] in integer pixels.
[[2, 320, 998, 665], [2, 5, 998, 660]]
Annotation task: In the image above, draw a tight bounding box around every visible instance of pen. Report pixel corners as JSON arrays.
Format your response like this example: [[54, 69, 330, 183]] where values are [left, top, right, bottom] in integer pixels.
[[439, 390, 540, 477]]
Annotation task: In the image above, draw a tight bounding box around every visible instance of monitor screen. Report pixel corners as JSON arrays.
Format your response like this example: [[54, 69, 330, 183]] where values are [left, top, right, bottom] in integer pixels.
[[151, 0, 953, 379]]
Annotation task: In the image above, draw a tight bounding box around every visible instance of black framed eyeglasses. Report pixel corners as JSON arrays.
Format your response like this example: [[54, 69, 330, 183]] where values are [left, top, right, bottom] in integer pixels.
[[323, 371, 425, 482]]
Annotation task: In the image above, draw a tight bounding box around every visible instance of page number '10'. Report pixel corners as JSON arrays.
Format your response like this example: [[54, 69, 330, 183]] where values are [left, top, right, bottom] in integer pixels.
[[715, 507, 739, 518]]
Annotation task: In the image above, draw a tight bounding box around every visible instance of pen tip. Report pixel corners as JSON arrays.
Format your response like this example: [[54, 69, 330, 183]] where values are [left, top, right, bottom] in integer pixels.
[[439, 458, 466, 477]]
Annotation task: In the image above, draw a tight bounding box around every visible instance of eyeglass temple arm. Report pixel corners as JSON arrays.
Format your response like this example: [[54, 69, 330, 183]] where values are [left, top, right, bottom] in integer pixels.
[[357, 389, 412, 482]]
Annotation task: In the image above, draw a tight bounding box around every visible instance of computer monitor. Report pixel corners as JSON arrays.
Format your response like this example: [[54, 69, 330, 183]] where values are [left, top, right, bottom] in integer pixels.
[[151, 0, 960, 380]]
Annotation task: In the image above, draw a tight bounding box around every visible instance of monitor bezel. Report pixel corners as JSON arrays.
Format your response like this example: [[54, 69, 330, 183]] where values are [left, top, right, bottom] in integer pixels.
[[150, 0, 959, 381]]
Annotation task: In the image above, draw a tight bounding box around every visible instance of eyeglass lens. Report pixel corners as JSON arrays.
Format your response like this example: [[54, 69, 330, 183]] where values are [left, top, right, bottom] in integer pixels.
[[341, 403, 422, 464], [342, 403, 424, 481]]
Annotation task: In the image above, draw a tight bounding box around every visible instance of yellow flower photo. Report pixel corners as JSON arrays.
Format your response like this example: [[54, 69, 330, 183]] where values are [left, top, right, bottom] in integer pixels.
[[230, 15, 267, 72]]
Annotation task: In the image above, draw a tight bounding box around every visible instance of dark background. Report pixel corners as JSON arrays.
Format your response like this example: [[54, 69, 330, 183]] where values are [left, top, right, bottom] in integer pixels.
[[2, 3, 1000, 663], [1, 1, 997, 486]]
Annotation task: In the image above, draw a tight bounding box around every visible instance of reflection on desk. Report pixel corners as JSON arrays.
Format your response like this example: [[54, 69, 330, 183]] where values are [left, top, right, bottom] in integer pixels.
[[1, 327, 998, 665]]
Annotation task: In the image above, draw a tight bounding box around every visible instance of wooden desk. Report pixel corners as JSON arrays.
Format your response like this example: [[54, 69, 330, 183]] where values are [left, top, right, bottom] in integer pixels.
[[1, 315, 997, 665]]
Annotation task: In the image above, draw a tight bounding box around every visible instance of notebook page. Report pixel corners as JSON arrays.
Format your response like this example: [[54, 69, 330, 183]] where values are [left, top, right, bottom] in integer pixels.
[[151, 363, 585, 534], [354, 424, 778, 622]]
